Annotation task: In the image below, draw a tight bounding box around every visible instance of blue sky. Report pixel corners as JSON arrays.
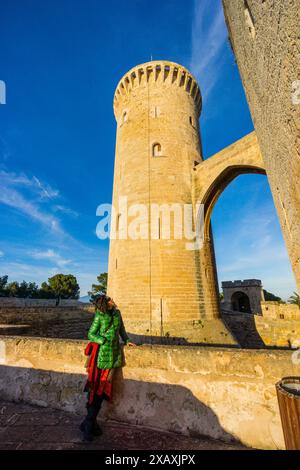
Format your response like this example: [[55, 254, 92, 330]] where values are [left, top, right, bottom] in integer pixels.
[[0, 0, 296, 299]]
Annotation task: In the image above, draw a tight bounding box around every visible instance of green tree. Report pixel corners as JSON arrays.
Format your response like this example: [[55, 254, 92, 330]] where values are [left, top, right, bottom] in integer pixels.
[[288, 292, 300, 309], [263, 289, 283, 302], [6, 281, 20, 297], [3, 279, 40, 298], [88, 273, 107, 302], [27, 282, 40, 298], [17, 281, 39, 298], [0, 276, 8, 296], [38, 281, 56, 299], [46, 274, 80, 302]]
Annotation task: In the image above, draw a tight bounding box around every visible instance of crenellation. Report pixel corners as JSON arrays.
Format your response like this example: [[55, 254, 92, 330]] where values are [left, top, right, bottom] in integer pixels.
[[113, 61, 201, 118], [222, 279, 262, 288]]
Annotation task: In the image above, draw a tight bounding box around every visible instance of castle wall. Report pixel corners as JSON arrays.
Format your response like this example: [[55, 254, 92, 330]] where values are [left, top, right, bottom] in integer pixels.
[[1, 302, 298, 348], [221, 311, 300, 349], [0, 304, 94, 339], [261, 301, 300, 321], [255, 315, 300, 348], [1, 336, 300, 449], [222, 0, 300, 290], [0, 298, 82, 307]]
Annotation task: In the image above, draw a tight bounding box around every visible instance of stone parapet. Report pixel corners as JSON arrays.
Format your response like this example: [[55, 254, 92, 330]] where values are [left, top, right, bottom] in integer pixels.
[[0, 336, 300, 449]]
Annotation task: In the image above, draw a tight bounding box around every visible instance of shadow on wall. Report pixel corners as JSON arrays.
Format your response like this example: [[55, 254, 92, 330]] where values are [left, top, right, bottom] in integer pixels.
[[221, 313, 266, 348], [221, 312, 294, 350], [125, 333, 241, 348], [0, 364, 244, 447]]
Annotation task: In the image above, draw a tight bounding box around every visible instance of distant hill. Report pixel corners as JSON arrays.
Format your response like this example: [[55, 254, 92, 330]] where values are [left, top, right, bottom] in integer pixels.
[[79, 295, 91, 303]]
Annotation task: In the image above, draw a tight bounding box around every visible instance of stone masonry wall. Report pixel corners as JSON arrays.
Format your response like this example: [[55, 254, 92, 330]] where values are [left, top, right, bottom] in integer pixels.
[[261, 301, 300, 320], [0, 336, 300, 449], [0, 304, 94, 339], [222, 0, 300, 290], [222, 311, 300, 349], [0, 298, 82, 307]]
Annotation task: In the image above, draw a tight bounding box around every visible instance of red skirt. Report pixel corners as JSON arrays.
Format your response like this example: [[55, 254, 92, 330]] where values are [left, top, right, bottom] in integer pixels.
[[83, 367, 113, 404], [83, 342, 113, 405]]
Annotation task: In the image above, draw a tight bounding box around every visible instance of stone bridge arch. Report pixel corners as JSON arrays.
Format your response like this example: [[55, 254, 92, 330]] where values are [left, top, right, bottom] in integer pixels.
[[192, 131, 266, 318]]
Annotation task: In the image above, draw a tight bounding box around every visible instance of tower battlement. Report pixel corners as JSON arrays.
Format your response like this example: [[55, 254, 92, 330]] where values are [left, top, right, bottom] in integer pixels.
[[113, 61, 202, 118], [222, 279, 263, 288]]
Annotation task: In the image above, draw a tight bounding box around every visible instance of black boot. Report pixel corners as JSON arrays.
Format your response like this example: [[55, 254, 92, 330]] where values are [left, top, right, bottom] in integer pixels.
[[91, 394, 104, 435], [92, 421, 103, 436], [80, 394, 104, 441], [80, 405, 97, 442]]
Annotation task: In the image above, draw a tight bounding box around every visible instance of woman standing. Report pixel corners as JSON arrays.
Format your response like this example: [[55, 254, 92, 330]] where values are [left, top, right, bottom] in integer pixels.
[[80, 294, 136, 441]]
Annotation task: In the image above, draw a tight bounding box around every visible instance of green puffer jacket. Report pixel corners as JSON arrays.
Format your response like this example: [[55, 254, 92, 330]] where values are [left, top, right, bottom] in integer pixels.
[[87, 307, 130, 369]]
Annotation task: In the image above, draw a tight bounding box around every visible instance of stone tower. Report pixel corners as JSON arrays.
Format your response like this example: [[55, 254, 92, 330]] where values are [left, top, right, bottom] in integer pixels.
[[107, 60, 235, 344]]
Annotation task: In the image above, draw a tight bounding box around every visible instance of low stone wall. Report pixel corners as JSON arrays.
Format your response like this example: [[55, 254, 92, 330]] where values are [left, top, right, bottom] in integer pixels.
[[261, 301, 300, 320], [0, 336, 299, 449], [255, 316, 300, 348], [222, 312, 300, 348], [0, 298, 85, 307], [124, 318, 237, 345], [0, 304, 94, 339]]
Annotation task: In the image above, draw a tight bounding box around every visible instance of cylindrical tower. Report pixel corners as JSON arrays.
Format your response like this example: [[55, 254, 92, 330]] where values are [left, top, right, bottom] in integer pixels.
[[107, 61, 224, 338]]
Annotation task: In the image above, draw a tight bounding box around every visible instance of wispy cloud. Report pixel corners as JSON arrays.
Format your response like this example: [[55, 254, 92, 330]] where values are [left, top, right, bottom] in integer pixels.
[[189, 0, 228, 101], [0, 250, 4, 257], [30, 249, 72, 268], [52, 204, 79, 218], [32, 176, 59, 199], [0, 170, 70, 236], [0, 184, 64, 235], [0, 170, 59, 199]]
